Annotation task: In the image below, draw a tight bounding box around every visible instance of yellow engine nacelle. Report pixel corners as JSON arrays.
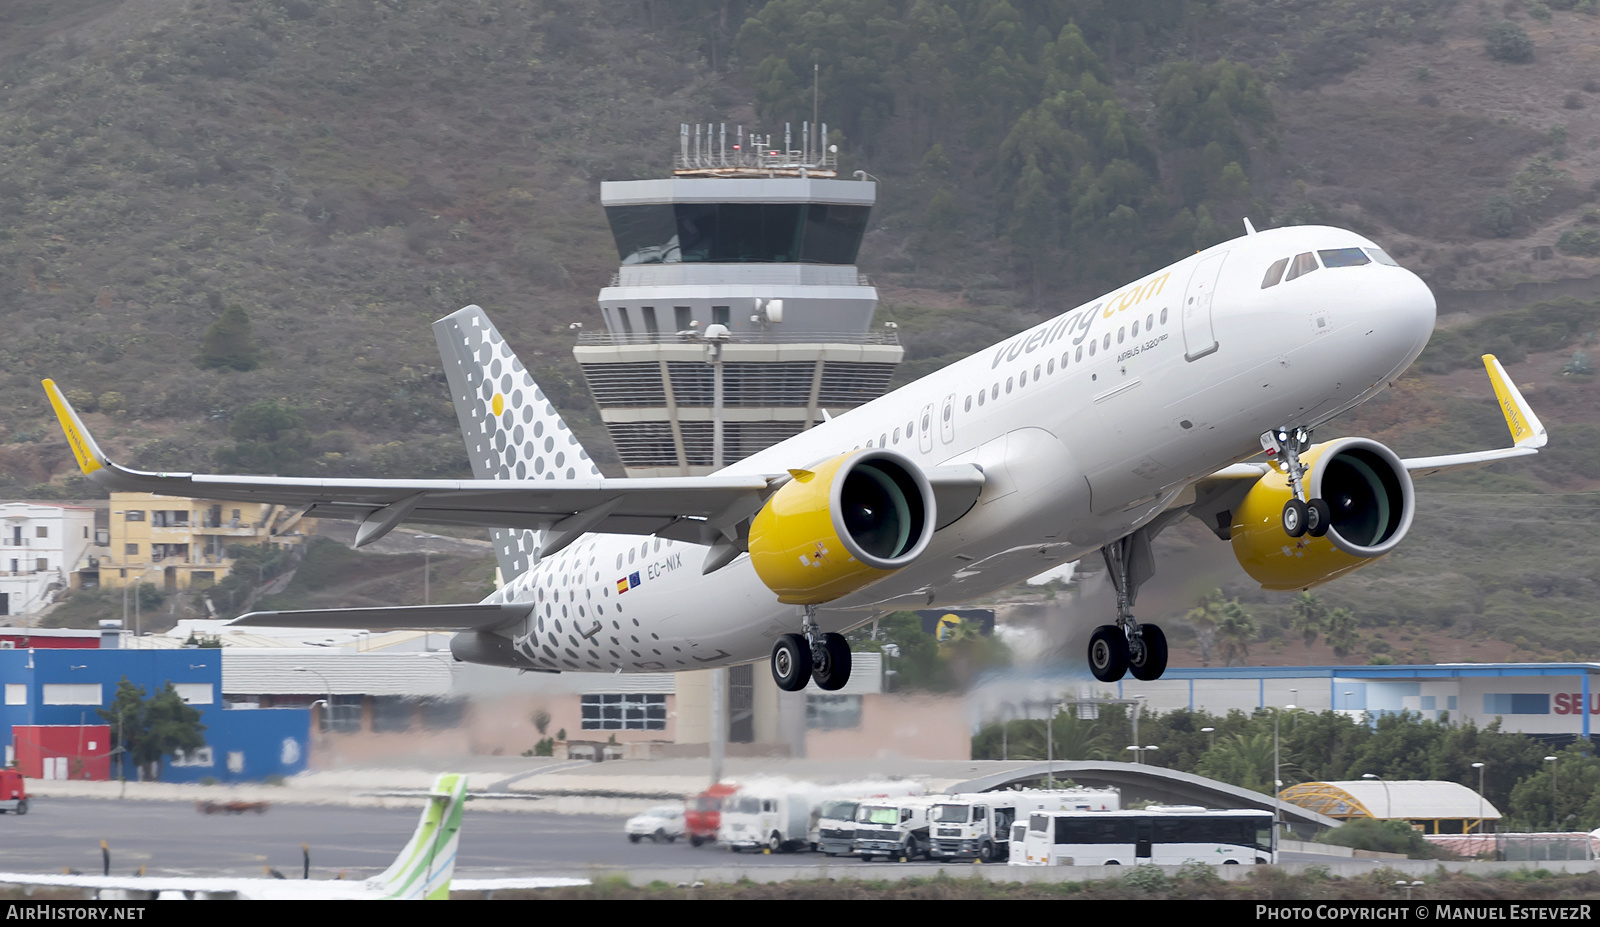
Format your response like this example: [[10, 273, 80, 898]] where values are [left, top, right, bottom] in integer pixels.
[[1231, 438, 1415, 590], [748, 449, 936, 605]]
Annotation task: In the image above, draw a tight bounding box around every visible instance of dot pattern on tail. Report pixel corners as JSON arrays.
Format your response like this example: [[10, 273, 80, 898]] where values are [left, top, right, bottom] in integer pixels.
[[432, 305, 601, 583]]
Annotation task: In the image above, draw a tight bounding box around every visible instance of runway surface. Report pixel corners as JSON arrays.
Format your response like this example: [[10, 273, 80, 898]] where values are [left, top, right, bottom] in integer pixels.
[[0, 794, 1358, 883], [0, 795, 844, 879]]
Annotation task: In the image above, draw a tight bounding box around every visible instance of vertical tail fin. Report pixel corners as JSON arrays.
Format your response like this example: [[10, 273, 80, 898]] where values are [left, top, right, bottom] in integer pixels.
[[433, 306, 602, 583], [373, 773, 467, 900]]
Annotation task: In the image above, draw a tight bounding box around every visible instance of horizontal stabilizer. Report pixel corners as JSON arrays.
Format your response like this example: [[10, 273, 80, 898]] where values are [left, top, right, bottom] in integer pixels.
[[229, 603, 530, 632]]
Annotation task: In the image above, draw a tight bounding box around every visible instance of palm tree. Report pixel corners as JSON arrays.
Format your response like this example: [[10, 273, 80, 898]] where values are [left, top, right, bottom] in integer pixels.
[[1289, 591, 1325, 647], [1216, 599, 1258, 666], [1325, 607, 1360, 658], [1185, 588, 1227, 666], [1048, 710, 1112, 761], [1196, 732, 1283, 794]]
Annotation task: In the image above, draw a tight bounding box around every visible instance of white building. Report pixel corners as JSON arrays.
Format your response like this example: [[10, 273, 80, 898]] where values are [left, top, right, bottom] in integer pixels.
[[971, 663, 1600, 740], [0, 503, 97, 618]]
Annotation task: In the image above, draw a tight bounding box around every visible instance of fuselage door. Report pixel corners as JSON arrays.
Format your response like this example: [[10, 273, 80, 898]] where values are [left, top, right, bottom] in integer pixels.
[[939, 394, 956, 445], [1182, 252, 1228, 361], [919, 403, 935, 454]]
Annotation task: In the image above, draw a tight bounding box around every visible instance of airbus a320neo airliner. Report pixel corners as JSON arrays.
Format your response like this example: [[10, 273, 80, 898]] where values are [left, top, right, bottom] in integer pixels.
[[45, 223, 1546, 690]]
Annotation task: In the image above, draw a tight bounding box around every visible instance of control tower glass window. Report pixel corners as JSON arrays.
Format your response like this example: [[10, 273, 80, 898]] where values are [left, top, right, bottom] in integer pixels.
[[607, 203, 869, 265]]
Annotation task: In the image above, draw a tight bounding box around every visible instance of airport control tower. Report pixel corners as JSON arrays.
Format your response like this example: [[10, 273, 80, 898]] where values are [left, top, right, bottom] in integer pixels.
[[574, 123, 902, 477]]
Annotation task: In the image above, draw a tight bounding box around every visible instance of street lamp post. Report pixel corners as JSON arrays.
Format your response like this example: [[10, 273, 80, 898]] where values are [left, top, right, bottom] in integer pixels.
[[1201, 726, 1215, 750], [1471, 762, 1487, 834], [1046, 702, 1063, 785], [1130, 695, 1146, 760], [415, 534, 446, 652], [1362, 772, 1391, 820], [294, 667, 334, 738], [1125, 745, 1159, 764], [1545, 755, 1559, 829], [1270, 704, 1296, 814]]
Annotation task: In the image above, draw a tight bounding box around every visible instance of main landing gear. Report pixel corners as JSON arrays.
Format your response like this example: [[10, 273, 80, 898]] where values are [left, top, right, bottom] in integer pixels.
[[1087, 531, 1169, 683], [1264, 427, 1331, 539], [771, 608, 853, 692]]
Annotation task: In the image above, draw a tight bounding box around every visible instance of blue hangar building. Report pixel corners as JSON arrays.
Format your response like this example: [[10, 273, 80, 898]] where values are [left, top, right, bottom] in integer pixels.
[[1, 647, 309, 782]]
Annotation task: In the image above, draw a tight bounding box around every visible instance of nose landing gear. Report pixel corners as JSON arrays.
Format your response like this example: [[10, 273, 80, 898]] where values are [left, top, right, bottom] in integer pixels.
[[1264, 427, 1330, 539], [770, 607, 854, 692]]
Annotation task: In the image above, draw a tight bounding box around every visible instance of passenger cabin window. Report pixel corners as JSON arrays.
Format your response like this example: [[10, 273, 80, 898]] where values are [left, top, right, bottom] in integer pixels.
[[1261, 257, 1290, 289], [1285, 252, 1319, 282], [1319, 248, 1371, 268]]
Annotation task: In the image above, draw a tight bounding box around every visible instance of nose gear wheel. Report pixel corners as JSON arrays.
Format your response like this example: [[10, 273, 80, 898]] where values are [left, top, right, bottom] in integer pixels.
[[1265, 427, 1334, 539]]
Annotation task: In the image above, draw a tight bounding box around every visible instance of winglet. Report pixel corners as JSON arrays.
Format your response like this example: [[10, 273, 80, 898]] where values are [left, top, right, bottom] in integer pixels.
[[1483, 355, 1547, 449], [42, 379, 108, 475]]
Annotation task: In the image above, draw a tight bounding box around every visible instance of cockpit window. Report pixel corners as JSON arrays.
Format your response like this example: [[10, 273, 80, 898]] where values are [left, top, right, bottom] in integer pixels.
[[1365, 247, 1400, 266], [1318, 248, 1371, 268], [1284, 252, 1319, 282], [1261, 257, 1290, 289]]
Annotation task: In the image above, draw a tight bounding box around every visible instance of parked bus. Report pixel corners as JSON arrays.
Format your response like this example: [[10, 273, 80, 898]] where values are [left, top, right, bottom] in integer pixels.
[[1013, 806, 1275, 866]]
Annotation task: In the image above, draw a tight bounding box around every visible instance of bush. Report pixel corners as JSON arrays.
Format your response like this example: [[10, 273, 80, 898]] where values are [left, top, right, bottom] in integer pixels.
[[1486, 21, 1535, 63], [1480, 196, 1518, 237], [196, 304, 262, 372], [1318, 818, 1452, 859], [1558, 227, 1600, 256]]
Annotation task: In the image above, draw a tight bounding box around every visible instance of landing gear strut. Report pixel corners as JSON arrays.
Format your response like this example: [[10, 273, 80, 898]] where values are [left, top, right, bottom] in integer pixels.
[[1088, 531, 1169, 682], [770, 607, 853, 692], [1263, 427, 1330, 539]]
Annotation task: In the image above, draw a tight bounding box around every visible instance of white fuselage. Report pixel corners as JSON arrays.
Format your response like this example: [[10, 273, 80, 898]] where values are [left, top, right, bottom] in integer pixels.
[[480, 226, 1436, 674]]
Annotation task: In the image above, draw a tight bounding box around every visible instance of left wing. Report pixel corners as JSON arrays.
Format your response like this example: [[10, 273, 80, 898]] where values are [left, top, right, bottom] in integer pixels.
[[1177, 353, 1546, 532], [1399, 354, 1547, 477], [1186, 353, 1546, 493]]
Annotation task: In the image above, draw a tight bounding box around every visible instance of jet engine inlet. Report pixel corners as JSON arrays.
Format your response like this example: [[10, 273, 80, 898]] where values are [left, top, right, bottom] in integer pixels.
[[749, 449, 935, 604]]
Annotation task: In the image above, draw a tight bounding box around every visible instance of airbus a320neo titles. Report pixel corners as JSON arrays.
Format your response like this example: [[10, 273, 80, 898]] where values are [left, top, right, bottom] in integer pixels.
[[45, 223, 1546, 689]]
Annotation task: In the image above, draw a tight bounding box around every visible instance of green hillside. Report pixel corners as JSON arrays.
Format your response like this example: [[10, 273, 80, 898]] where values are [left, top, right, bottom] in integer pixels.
[[1, 1, 1597, 652]]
